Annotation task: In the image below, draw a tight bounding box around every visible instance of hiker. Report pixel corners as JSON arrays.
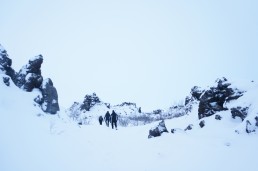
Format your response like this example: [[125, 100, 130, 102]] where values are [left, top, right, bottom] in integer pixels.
[[99, 116, 103, 125], [104, 111, 111, 127], [111, 110, 118, 129]]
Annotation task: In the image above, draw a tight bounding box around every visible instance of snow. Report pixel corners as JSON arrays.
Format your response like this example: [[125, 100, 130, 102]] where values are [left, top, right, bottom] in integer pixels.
[[19, 65, 28, 75], [29, 55, 42, 62], [41, 78, 50, 89], [25, 73, 32, 81], [52, 99, 57, 104], [0, 74, 258, 171], [0, 44, 5, 53]]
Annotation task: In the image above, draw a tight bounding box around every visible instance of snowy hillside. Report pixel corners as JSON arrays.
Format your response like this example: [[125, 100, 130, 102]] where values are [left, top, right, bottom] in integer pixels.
[[1, 44, 258, 171], [0, 74, 257, 171], [66, 93, 143, 125]]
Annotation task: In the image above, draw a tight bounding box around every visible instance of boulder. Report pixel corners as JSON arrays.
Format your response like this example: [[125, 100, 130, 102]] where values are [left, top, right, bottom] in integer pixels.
[[148, 120, 168, 138], [215, 114, 222, 120], [199, 120, 205, 128], [15, 55, 43, 91], [231, 107, 248, 121], [198, 77, 244, 119], [255, 116, 258, 127], [2, 76, 10, 86], [184, 124, 193, 131], [246, 120, 252, 133], [40, 78, 59, 114]]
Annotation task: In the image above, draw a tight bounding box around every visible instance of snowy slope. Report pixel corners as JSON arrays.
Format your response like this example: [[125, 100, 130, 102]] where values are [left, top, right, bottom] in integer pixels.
[[67, 96, 142, 125], [1, 72, 258, 171]]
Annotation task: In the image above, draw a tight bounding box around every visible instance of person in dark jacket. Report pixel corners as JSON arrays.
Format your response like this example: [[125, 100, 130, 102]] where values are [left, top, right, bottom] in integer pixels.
[[111, 110, 118, 129], [99, 116, 103, 125], [104, 111, 111, 127]]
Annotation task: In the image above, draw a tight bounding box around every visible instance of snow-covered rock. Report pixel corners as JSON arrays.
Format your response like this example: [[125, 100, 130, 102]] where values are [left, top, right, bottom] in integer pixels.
[[198, 77, 244, 119], [0, 43, 59, 114], [148, 120, 168, 138], [15, 55, 43, 91], [39, 78, 60, 114], [0, 44, 16, 79], [80, 93, 101, 111], [167, 78, 258, 134], [2, 75, 10, 86], [190, 86, 204, 100], [231, 106, 249, 121]]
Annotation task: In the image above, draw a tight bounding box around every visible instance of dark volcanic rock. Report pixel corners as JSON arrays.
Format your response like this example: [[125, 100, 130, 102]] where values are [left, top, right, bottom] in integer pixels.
[[80, 93, 101, 111], [1, 44, 60, 115], [148, 120, 168, 138], [199, 120, 205, 128], [118, 102, 137, 107], [153, 109, 163, 115], [215, 114, 222, 120], [185, 96, 193, 106], [40, 78, 59, 114], [171, 128, 176, 133], [231, 107, 248, 121], [246, 120, 252, 133], [191, 86, 204, 100], [184, 124, 193, 131], [184, 86, 204, 114], [255, 116, 258, 127], [105, 103, 111, 109], [15, 55, 43, 91], [171, 128, 184, 134], [2, 76, 10, 86], [198, 77, 244, 119], [34, 95, 43, 105], [0, 44, 16, 80]]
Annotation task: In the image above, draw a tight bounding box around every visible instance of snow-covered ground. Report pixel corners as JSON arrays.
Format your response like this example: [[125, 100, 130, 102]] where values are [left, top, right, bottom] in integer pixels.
[[0, 74, 257, 171]]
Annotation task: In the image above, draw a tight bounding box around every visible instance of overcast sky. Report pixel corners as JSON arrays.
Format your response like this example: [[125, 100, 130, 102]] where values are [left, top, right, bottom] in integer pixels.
[[1, 0, 258, 112]]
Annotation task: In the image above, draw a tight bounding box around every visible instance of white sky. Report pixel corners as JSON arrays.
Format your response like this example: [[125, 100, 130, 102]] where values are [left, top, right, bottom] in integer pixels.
[[1, 0, 258, 112]]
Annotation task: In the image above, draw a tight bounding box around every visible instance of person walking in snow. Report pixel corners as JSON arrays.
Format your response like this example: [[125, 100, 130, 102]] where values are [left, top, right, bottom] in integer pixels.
[[99, 116, 103, 125], [111, 110, 118, 129], [104, 111, 111, 127]]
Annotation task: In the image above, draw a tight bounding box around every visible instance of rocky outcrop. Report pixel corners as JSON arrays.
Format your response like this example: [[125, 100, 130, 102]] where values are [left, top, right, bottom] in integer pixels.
[[191, 86, 204, 101], [198, 77, 244, 119], [0, 44, 16, 80], [80, 93, 101, 111], [15, 55, 43, 92], [2, 76, 10, 86], [148, 120, 168, 138], [231, 107, 248, 121], [40, 78, 60, 114], [0, 44, 60, 114], [184, 86, 204, 114]]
